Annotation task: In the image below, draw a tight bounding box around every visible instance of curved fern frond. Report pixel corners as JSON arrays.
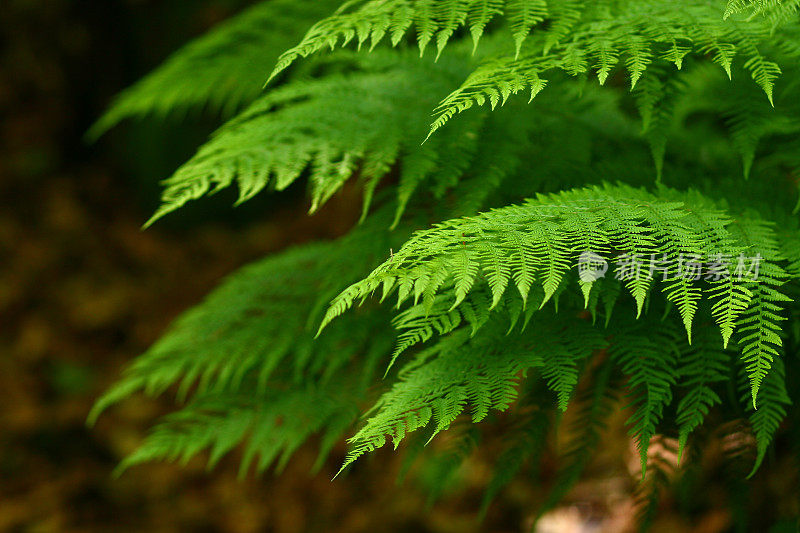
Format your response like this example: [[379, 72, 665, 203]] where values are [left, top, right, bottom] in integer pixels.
[[728, 216, 791, 406], [268, 0, 553, 82], [89, 211, 403, 424], [141, 49, 491, 225], [742, 357, 791, 475], [141, 47, 637, 226], [337, 313, 605, 474], [321, 184, 790, 406], [115, 380, 363, 477], [89, 0, 341, 138], [429, 0, 795, 135]]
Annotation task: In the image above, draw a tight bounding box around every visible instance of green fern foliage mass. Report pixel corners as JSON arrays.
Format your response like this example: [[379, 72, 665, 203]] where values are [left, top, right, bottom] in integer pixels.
[[91, 0, 800, 528]]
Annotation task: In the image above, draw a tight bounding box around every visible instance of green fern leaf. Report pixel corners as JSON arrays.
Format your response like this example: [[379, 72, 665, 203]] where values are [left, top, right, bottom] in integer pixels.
[[505, 0, 548, 58], [89, 0, 341, 138]]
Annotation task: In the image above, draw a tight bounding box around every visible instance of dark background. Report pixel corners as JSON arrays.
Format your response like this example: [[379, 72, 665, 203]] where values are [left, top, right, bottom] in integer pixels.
[[0, 1, 778, 531]]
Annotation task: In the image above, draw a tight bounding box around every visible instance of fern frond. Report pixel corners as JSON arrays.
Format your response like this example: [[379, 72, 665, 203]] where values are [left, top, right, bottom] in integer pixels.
[[268, 0, 553, 82], [429, 0, 793, 134], [725, 0, 800, 28], [143, 47, 641, 226], [90, 212, 402, 423], [115, 381, 362, 477], [728, 216, 791, 405], [675, 328, 733, 460], [468, 0, 505, 51], [142, 50, 475, 225], [337, 314, 604, 474], [505, 0, 547, 58], [322, 184, 791, 407], [742, 358, 791, 475], [611, 323, 681, 476], [89, 0, 341, 138]]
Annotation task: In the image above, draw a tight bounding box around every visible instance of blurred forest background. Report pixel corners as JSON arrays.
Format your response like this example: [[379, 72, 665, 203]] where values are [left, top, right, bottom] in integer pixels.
[[0, 1, 793, 532]]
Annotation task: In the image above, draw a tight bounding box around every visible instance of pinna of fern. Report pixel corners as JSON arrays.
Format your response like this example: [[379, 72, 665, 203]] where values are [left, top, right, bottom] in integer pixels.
[[138, 48, 485, 226]]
